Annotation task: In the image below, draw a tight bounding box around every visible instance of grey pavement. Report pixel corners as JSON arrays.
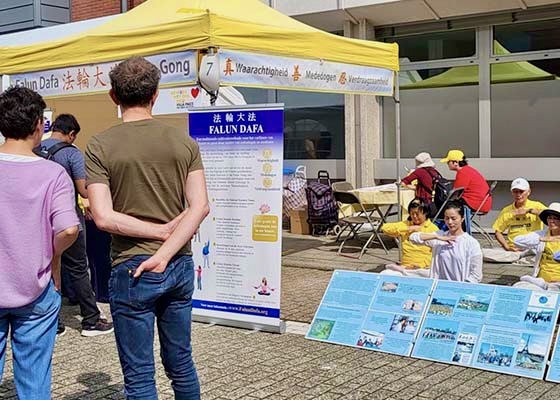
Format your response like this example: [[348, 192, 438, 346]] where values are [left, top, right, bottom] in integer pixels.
[[1, 231, 557, 399]]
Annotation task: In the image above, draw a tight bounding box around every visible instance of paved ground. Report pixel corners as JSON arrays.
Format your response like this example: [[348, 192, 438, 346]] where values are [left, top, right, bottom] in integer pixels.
[[1, 231, 556, 399]]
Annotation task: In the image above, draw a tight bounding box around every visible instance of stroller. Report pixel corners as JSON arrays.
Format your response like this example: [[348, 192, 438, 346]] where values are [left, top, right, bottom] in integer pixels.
[[306, 170, 338, 235]]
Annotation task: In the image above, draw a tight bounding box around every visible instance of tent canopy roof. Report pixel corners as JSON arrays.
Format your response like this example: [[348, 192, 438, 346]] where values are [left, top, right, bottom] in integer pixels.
[[0, 0, 399, 75]]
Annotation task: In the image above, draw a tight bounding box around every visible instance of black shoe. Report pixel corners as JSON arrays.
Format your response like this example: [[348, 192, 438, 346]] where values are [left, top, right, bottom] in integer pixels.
[[81, 319, 114, 337], [57, 321, 66, 338]]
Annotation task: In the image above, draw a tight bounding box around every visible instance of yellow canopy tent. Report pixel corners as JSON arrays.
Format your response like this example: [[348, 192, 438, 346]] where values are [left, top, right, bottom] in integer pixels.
[[0, 0, 403, 192], [0, 0, 398, 76]]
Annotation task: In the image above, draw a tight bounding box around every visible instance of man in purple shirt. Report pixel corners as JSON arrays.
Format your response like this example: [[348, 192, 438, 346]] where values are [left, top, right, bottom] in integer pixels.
[[0, 87, 79, 398]]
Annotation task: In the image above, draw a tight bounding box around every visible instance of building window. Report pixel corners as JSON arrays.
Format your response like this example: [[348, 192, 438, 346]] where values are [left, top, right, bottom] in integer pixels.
[[494, 20, 560, 54], [236, 87, 269, 104], [237, 88, 345, 160], [491, 60, 560, 157], [278, 91, 344, 160], [384, 66, 479, 159], [385, 29, 476, 62]]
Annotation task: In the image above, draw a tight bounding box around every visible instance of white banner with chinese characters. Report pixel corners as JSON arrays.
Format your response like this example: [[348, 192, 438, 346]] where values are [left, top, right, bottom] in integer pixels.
[[9, 51, 198, 98], [218, 49, 394, 96]]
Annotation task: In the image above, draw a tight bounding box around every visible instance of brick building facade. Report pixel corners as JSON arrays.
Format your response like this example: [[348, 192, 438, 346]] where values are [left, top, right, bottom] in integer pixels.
[[72, 0, 147, 22]]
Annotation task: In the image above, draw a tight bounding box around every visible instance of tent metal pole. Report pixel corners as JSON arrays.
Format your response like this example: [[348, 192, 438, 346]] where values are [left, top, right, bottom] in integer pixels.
[[1, 75, 9, 91], [394, 71, 402, 262]]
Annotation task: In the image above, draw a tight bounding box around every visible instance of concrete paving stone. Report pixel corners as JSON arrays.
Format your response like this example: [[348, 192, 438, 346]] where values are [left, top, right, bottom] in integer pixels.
[[384, 386, 425, 400], [488, 374, 520, 387], [523, 380, 556, 393], [312, 392, 346, 400], [246, 385, 287, 399], [297, 376, 333, 388], [383, 379, 417, 392], [511, 390, 549, 400], [477, 392, 517, 400], [432, 378, 469, 391], [418, 385, 456, 399], [356, 388, 396, 399], [339, 390, 375, 400], [536, 386, 560, 400], [302, 383, 337, 397], [215, 386, 256, 399], [435, 395, 463, 400], [447, 382, 479, 397], [328, 383, 364, 396], [406, 381, 437, 392], [279, 392, 317, 400], [360, 381, 392, 393], [274, 385, 312, 397]]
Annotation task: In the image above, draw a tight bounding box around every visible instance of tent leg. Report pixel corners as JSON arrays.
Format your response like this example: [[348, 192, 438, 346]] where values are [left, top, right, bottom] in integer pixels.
[[394, 72, 402, 263]]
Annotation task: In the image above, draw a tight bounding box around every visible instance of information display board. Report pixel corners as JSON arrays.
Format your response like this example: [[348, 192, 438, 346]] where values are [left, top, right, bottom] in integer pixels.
[[188, 105, 284, 332], [545, 326, 560, 382], [306, 270, 435, 356], [412, 281, 559, 379]]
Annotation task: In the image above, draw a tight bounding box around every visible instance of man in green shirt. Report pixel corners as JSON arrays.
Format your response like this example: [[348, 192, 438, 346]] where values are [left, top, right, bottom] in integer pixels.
[[86, 56, 209, 399]]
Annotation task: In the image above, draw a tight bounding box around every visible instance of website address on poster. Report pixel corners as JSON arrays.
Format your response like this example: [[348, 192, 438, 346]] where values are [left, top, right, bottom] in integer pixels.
[[193, 300, 280, 318]]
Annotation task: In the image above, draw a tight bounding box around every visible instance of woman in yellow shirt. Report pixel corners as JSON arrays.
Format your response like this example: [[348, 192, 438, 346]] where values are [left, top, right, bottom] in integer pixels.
[[381, 199, 439, 277], [513, 203, 560, 291]]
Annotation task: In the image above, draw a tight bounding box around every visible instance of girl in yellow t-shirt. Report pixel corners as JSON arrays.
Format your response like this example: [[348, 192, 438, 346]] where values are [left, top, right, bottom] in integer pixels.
[[381, 199, 438, 277], [513, 203, 560, 291]]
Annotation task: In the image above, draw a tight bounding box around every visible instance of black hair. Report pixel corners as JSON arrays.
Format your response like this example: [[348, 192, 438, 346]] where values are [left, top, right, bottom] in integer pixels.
[[458, 157, 468, 167], [52, 113, 80, 135], [444, 201, 465, 218], [408, 198, 430, 217], [0, 86, 46, 140]]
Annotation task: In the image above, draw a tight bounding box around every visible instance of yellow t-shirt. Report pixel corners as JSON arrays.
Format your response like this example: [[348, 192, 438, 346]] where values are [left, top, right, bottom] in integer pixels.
[[538, 239, 560, 282], [492, 199, 547, 246], [382, 220, 439, 268]]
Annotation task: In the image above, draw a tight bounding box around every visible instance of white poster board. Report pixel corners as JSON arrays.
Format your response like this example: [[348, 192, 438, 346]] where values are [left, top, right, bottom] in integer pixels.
[[188, 104, 284, 333]]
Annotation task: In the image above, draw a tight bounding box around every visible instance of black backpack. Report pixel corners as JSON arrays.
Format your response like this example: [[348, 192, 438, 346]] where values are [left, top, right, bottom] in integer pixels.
[[33, 141, 73, 160], [428, 168, 453, 209], [417, 167, 453, 210]]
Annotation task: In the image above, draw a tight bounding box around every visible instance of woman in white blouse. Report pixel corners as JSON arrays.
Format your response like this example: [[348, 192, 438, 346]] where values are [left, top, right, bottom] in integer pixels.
[[410, 201, 483, 283]]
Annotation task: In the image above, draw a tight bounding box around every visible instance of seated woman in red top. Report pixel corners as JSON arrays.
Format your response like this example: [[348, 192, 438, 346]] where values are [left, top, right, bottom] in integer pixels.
[[441, 149, 492, 213], [400, 152, 440, 216]]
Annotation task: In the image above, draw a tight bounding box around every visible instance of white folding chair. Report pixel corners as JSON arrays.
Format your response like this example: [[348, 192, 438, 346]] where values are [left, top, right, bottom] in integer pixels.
[[333, 191, 387, 258], [470, 181, 498, 245]]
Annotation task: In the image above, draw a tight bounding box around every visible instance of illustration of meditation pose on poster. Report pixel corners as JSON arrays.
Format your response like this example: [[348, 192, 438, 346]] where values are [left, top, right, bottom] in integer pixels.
[[410, 201, 483, 283], [254, 277, 275, 295], [381, 199, 439, 277], [483, 178, 546, 264], [512, 203, 560, 291], [202, 240, 210, 268]]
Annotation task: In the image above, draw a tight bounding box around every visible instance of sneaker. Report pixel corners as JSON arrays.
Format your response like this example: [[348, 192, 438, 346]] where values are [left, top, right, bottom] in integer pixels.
[[81, 319, 114, 337], [57, 322, 66, 338]]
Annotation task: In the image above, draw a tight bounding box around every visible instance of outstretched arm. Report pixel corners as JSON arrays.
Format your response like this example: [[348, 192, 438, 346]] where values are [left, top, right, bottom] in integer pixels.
[[134, 170, 210, 276], [467, 246, 483, 283], [410, 231, 455, 247], [88, 183, 181, 240]]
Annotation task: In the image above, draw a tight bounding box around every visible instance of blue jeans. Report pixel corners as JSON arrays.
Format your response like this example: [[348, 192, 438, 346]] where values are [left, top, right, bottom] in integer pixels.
[[109, 255, 200, 400], [0, 281, 61, 399], [464, 205, 472, 234]]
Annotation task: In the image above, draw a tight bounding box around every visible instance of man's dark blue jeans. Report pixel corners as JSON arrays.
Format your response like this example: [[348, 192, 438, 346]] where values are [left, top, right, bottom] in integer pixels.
[[109, 255, 200, 400]]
